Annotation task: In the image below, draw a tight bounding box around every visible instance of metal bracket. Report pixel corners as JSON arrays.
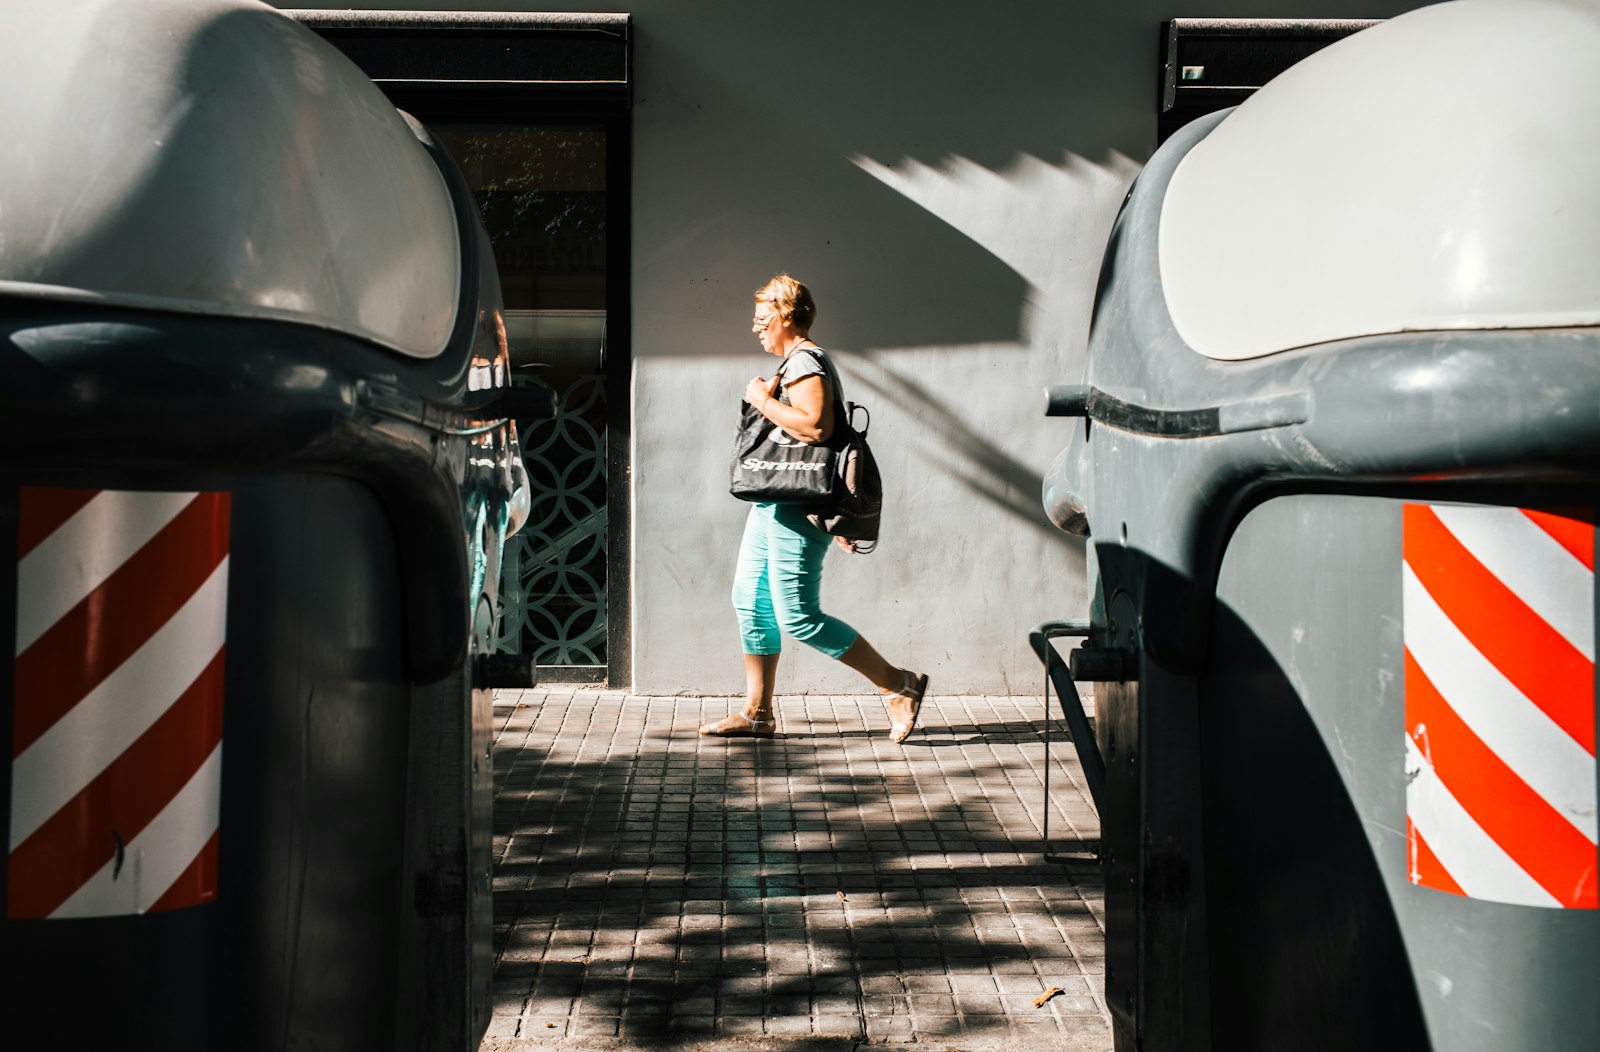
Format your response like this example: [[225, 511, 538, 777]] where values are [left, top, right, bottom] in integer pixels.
[[1029, 619, 1105, 865]]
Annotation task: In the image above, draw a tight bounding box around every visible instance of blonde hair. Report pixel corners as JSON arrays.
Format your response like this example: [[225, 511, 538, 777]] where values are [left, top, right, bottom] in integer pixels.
[[754, 273, 816, 333]]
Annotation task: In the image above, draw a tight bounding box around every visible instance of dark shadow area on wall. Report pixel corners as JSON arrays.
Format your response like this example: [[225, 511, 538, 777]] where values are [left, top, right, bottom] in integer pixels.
[[696, 177, 1033, 355], [630, 2, 1152, 354], [651, 3, 1154, 186]]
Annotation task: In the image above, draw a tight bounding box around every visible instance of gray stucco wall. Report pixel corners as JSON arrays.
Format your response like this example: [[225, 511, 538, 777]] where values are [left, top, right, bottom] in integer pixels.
[[277, 0, 1431, 694]]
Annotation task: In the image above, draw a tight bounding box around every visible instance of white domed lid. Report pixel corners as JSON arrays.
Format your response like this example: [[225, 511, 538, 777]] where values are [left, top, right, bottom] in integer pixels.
[[1159, 0, 1600, 361], [0, 0, 459, 358]]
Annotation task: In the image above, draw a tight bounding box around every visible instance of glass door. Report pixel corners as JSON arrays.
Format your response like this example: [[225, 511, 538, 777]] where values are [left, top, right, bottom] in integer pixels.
[[433, 126, 614, 679]]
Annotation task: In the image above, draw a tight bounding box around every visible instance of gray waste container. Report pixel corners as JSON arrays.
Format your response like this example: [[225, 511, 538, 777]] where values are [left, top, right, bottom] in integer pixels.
[[1040, 1, 1600, 1049], [0, 2, 545, 1048]]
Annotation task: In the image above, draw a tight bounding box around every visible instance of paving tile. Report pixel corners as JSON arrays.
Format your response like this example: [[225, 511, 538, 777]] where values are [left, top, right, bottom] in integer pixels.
[[962, 1012, 1015, 1031], [955, 994, 1009, 1015], [815, 1014, 864, 1036], [667, 1015, 716, 1033], [483, 1016, 521, 1039], [866, 1016, 917, 1042]]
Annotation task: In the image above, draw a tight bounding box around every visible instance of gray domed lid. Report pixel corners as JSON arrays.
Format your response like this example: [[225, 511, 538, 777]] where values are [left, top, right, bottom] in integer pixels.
[[1159, 0, 1600, 361], [0, 0, 459, 358]]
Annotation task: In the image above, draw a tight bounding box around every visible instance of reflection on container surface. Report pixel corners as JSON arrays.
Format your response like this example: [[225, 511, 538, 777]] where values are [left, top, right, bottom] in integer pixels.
[[433, 126, 612, 672]]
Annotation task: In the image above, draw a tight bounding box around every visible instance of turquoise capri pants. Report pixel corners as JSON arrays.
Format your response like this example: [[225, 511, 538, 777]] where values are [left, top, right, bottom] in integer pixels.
[[732, 502, 859, 659]]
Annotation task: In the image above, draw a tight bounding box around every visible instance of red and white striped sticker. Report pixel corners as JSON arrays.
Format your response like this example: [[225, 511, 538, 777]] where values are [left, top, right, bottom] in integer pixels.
[[1403, 502, 1596, 909], [8, 487, 230, 919]]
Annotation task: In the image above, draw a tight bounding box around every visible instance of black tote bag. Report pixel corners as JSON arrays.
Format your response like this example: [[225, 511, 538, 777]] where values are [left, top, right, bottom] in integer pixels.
[[728, 357, 839, 504]]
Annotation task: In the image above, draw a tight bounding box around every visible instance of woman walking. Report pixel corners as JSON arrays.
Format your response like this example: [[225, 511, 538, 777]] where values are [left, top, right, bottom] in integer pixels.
[[699, 274, 928, 741]]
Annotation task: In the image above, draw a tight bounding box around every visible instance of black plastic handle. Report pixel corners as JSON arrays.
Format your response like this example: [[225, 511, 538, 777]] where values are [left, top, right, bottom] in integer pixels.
[[1044, 385, 1092, 417]]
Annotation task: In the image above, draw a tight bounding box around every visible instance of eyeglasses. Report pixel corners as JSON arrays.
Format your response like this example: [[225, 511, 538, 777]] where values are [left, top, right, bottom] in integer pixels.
[[752, 312, 778, 329]]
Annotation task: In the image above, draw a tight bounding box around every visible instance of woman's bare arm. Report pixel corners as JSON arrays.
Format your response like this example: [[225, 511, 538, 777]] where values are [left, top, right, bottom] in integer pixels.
[[744, 373, 832, 443]]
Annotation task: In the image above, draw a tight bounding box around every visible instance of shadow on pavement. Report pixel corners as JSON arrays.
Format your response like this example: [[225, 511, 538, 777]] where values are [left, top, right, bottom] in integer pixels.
[[484, 693, 1109, 1048]]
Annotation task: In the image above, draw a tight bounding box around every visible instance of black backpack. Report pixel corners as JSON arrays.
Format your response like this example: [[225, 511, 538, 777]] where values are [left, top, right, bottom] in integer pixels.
[[802, 351, 882, 554]]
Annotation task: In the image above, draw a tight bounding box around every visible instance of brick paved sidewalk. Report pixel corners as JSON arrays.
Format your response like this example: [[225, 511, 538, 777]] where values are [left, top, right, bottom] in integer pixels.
[[482, 689, 1108, 1051]]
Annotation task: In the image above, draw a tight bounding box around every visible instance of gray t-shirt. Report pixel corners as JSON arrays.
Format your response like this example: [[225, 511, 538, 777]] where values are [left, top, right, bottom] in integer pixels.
[[777, 345, 828, 399]]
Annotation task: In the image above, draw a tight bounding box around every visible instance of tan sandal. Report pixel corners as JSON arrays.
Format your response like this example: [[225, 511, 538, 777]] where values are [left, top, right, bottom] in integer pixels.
[[698, 710, 776, 738], [887, 671, 928, 744]]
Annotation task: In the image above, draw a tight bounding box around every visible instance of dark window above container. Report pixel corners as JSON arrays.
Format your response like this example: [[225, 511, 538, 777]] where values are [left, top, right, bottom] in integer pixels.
[[1159, 18, 1382, 143], [288, 10, 629, 107]]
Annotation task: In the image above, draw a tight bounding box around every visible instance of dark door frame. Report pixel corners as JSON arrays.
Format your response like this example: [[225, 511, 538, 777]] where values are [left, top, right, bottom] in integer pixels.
[[292, 10, 633, 688]]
